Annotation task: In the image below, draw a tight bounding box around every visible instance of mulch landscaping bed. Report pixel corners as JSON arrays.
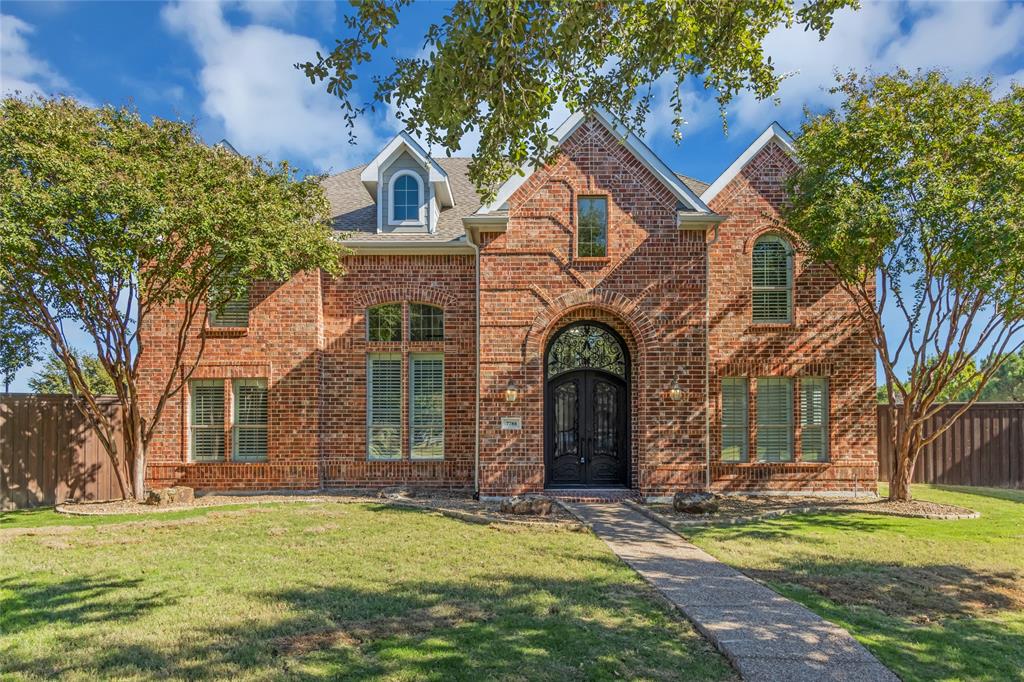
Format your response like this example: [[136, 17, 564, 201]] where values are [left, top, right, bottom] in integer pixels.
[[635, 494, 979, 527], [55, 489, 581, 530]]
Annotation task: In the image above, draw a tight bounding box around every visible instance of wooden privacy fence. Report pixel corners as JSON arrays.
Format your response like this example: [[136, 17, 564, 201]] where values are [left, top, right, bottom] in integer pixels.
[[877, 402, 1024, 488], [3, 395, 1023, 509], [1, 394, 124, 510]]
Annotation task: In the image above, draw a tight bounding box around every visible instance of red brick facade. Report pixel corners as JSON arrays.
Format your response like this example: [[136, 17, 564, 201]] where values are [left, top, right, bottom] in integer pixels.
[[141, 116, 876, 498], [704, 139, 877, 494]]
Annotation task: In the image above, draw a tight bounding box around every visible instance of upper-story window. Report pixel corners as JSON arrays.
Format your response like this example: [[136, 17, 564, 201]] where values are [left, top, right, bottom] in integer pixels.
[[208, 286, 249, 328], [389, 171, 423, 225], [410, 303, 444, 341], [752, 236, 792, 323], [367, 303, 402, 342], [577, 196, 608, 258]]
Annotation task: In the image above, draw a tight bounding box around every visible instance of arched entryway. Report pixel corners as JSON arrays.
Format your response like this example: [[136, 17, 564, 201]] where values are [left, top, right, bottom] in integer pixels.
[[544, 322, 630, 488]]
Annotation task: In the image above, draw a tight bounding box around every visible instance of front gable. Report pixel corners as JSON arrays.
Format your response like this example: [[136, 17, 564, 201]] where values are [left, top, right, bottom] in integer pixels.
[[478, 109, 716, 218], [700, 122, 797, 209]]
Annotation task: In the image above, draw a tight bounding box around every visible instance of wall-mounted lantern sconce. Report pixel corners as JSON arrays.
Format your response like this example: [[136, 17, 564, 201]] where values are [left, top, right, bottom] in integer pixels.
[[505, 380, 519, 403], [668, 380, 683, 402]]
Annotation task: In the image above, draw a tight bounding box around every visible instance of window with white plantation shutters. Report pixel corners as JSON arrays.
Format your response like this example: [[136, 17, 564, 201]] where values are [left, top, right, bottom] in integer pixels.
[[410, 354, 444, 459], [756, 377, 793, 462], [191, 380, 225, 461], [752, 236, 792, 323], [721, 378, 749, 462], [209, 288, 249, 327], [801, 377, 829, 462], [233, 379, 268, 461], [368, 353, 402, 459]]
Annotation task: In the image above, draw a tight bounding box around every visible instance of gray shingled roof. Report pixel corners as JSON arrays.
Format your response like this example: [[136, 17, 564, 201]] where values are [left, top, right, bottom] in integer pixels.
[[322, 156, 708, 243]]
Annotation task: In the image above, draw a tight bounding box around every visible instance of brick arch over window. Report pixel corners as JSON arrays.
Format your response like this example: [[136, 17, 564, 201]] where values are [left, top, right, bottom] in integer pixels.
[[741, 227, 798, 255], [354, 285, 457, 310]]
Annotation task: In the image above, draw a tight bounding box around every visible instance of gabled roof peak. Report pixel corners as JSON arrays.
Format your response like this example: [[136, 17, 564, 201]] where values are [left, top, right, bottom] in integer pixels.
[[477, 108, 713, 215], [700, 122, 797, 204]]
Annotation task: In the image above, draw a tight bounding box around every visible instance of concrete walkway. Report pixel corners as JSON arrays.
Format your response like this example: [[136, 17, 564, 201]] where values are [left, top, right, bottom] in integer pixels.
[[564, 503, 898, 682]]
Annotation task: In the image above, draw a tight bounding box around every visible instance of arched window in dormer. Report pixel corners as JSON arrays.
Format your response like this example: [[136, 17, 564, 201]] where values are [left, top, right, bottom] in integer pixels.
[[390, 171, 422, 224], [752, 235, 793, 323]]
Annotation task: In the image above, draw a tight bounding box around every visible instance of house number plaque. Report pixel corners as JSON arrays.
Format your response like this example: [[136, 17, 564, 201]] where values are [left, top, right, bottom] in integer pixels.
[[500, 417, 522, 430]]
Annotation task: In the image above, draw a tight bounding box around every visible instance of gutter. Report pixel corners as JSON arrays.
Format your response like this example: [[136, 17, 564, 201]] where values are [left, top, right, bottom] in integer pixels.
[[344, 240, 477, 256], [677, 211, 725, 230]]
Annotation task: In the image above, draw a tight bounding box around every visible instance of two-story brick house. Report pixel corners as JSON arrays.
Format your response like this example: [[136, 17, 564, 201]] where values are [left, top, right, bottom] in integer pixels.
[[141, 110, 877, 499]]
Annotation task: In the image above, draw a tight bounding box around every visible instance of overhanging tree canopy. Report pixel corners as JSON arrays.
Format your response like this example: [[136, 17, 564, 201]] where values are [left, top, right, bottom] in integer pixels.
[[299, 0, 857, 201], [785, 71, 1024, 500], [0, 95, 347, 500]]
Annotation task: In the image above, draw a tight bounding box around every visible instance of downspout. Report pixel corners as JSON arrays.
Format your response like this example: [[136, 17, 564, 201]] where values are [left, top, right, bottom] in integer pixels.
[[704, 224, 720, 491], [470, 231, 481, 499]]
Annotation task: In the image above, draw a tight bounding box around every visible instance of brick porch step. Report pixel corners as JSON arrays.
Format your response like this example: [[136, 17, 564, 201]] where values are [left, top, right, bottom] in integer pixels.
[[540, 489, 641, 504]]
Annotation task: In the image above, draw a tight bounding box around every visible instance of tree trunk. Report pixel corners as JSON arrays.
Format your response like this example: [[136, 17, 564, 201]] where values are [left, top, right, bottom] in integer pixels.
[[887, 404, 919, 502], [889, 452, 916, 501], [130, 418, 147, 502]]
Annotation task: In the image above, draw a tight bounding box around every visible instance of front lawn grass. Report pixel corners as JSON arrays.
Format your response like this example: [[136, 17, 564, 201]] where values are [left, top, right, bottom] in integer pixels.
[[0, 502, 734, 681], [686, 484, 1024, 682], [0, 503, 277, 529]]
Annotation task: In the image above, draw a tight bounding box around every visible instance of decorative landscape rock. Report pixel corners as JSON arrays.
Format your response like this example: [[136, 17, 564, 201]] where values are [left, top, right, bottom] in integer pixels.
[[144, 486, 195, 507], [673, 491, 718, 514], [500, 495, 554, 516]]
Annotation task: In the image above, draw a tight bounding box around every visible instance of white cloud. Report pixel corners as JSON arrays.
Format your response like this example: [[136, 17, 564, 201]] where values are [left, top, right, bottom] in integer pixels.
[[726, 0, 1024, 131], [0, 13, 68, 97], [236, 0, 299, 25], [995, 67, 1024, 95], [162, 0, 380, 173], [642, 74, 719, 144]]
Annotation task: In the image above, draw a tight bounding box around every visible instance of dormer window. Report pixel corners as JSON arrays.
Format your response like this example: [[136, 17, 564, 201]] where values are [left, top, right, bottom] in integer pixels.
[[392, 173, 420, 220], [360, 133, 455, 234], [388, 170, 424, 226]]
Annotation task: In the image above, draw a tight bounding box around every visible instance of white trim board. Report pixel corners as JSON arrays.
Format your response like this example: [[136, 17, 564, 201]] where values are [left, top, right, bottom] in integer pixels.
[[700, 122, 797, 205]]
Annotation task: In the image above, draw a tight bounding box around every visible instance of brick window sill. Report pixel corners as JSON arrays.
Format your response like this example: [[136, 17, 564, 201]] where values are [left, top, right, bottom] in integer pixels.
[[749, 322, 795, 331], [409, 340, 445, 351], [717, 461, 831, 467], [204, 326, 248, 338], [186, 459, 268, 464], [573, 256, 611, 267]]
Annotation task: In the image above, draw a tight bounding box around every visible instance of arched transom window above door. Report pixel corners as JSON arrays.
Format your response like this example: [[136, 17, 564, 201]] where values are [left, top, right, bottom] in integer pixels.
[[547, 323, 627, 378]]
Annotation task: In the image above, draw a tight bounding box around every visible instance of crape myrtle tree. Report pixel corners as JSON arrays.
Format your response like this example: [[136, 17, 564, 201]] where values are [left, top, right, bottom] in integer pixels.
[[299, 0, 857, 201], [0, 96, 346, 501], [785, 71, 1024, 501]]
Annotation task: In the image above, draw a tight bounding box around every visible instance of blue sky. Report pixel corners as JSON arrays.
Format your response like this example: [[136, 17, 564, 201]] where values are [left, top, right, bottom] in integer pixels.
[[2, 0, 1024, 391]]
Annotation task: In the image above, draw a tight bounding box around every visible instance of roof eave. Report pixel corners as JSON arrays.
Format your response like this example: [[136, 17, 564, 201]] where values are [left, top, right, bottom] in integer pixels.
[[344, 239, 476, 255]]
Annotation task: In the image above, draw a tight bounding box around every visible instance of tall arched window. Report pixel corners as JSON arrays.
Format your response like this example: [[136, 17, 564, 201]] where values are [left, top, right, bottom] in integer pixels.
[[390, 171, 422, 224], [752, 236, 793, 323]]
